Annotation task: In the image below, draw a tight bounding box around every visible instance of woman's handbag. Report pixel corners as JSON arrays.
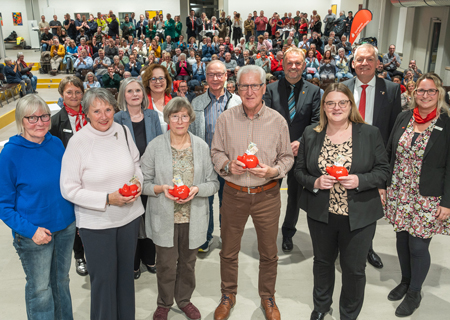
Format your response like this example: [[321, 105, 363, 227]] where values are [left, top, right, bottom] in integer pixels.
[[307, 67, 316, 74]]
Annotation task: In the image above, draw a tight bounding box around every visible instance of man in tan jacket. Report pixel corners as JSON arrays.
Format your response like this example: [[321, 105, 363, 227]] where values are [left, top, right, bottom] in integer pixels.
[[49, 38, 65, 76]]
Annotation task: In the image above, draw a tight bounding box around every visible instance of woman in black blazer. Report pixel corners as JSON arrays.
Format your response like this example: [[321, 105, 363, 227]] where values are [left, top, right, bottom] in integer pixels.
[[381, 73, 450, 317], [295, 83, 390, 320], [175, 53, 192, 81]]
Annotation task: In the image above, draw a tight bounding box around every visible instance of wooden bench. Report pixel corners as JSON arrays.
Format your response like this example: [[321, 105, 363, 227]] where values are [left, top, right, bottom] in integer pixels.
[[0, 74, 21, 103], [4, 39, 26, 50]]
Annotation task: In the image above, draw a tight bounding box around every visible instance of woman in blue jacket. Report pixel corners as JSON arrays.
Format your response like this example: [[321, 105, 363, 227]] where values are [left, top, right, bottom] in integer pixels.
[[114, 78, 162, 279], [0, 94, 76, 319]]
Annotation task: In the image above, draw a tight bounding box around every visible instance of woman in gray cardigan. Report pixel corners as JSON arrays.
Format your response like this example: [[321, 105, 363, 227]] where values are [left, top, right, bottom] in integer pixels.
[[141, 97, 219, 320], [114, 78, 162, 279]]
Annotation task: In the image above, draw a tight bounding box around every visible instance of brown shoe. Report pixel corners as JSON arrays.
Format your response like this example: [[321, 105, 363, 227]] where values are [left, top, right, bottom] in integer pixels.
[[261, 296, 281, 320], [214, 294, 236, 320]]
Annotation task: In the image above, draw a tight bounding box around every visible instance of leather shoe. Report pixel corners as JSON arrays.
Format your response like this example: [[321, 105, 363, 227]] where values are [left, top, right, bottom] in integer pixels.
[[75, 259, 88, 276], [153, 306, 169, 320], [180, 302, 201, 320], [282, 236, 293, 252], [261, 296, 280, 320], [310, 309, 332, 320], [214, 294, 236, 320], [367, 249, 383, 269], [134, 269, 141, 280], [395, 289, 421, 317], [146, 264, 157, 274], [388, 282, 409, 301]]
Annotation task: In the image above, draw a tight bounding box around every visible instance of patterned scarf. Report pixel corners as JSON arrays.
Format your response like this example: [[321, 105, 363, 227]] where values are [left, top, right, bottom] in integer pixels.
[[64, 102, 87, 131]]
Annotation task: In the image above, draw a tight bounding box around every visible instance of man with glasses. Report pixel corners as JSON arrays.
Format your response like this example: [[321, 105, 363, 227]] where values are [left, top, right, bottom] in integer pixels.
[[264, 47, 321, 253], [383, 44, 403, 78], [343, 43, 401, 268], [189, 61, 242, 253], [172, 81, 195, 102], [211, 65, 294, 320]]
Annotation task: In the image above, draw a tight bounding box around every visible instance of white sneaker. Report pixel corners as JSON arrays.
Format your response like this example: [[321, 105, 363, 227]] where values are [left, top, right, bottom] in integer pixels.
[[198, 238, 214, 253]]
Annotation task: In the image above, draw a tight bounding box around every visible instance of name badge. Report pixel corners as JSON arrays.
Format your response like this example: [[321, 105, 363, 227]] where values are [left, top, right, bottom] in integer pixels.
[[63, 129, 73, 133], [434, 126, 443, 131]]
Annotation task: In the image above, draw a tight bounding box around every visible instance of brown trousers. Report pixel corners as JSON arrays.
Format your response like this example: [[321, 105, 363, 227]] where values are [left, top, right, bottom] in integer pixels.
[[155, 223, 198, 308], [220, 183, 281, 299]]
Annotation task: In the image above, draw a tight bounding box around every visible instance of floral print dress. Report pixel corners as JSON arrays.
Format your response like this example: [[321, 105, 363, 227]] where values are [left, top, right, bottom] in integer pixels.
[[172, 146, 194, 224], [385, 118, 450, 239]]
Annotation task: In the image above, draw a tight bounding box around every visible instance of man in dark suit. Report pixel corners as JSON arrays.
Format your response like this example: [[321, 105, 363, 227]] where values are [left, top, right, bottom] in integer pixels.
[[264, 47, 321, 252], [186, 10, 198, 42], [342, 43, 402, 268]]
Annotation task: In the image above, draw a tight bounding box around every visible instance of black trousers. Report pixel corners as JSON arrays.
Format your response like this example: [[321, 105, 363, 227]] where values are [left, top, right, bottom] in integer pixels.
[[281, 159, 302, 238], [308, 213, 376, 320], [134, 195, 156, 270], [73, 228, 84, 260]]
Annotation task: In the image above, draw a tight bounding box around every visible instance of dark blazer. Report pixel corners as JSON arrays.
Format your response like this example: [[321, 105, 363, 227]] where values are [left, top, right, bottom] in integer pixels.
[[50, 107, 73, 148], [295, 122, 390, 231], [264, 77, 321, 142], [342, 76, 402, 146], [386, 110, 450, 208], [114, 109, 162, 146], [176, 61, 192, 77], [186, 16, 198, 36]]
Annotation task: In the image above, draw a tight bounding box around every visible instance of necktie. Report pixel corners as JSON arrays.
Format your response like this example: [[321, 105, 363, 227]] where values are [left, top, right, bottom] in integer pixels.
[[359, 84, 369, 120], [192, 18, 194, 30], [288, 84, 296, 122]]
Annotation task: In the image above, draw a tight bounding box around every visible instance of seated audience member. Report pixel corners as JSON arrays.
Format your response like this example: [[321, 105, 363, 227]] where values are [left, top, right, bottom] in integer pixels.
[[131, 49, 144, 66], [378, 70, 388, 79], [93, 49, 111, 83], [255, 51, 272, 81], [192, 54, 206, 83], [119, 39, 130, 56], [309, 77, 325, 99], [49, 38, 65, 76], [202, 84, 209, 93], [401, 80, 415, 111], [40, 27, 53, 51], [224, 52, 237, 79], [118, 48, 130, 66], [257, 35, 272, 51], [309, 32, 323, 54], [383, 44, 403, 78], [187, 50, 196, 66], [64, 39, 78, 73], [392, 75, 406, 93], [304, 48, 320, 80], [172, 80, 195, 102], [112, 55, 125, 77], [93, 26, 104, 45], [245, 35, 258, 55], [102, 65, 121, 90], [76, 29, 90, 45], [83, 71, 101, 89], [241, 50, 255, 66], [271, 31, 283, 52], [236, 37, 246, 53], [335, 48, 353, 81], [319, 50, 336, 80], [376, 64, 391, 81], [125, 55, 142, 77], [324, 31, 340, 45], [74, 49, 94, 79], [3, 58, 32, 96], [224, 36, 234, 52], [271, 51, 284, 79], [402, 69, 414, 86], [263, 32, 272, 46], [161, 52, 177, 79], [404, 59, 422, 81], [211, 54, 219, 61], [176, 35, 187, 51], [16, 53, 38, 94], [172, 48, 182, 63], [310, 43, 323, 62], [147, 53, 156, 66], [187, 37, 198, 51], [227, 65, 239, 83], [175, 53, 192, 81], [231, 47, 244, 66], [336, 35, 352, 55], [283, 31, 299, 47], [161, 35, 175, 52], [226, 80, 236, 94], [198, 37, 207, 51], [298, 35, 310, 50], [324, 37, 337, 56], [105, 38, 118, 60], [216, 45, 226, 62], [77, 37, 92, 57], [202, 38, 216, 62], [89, 39, 99, 59], [136, 40, 147, 57]]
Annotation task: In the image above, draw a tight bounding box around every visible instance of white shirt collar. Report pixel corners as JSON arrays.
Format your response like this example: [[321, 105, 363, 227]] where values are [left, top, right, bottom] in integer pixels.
[[355, 75, 376, 88]]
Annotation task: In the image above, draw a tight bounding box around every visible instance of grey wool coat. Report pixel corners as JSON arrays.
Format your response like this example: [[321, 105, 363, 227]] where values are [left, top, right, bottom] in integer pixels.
[[141, 131, 219, 249]]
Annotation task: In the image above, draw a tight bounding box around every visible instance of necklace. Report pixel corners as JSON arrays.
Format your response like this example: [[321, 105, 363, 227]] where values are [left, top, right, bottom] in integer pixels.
[[130, 111, 143, 119]]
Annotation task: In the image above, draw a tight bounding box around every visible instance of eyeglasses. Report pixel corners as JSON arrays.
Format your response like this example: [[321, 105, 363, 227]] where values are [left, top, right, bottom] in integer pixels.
[[150, 76, 166, 83], [170, 115, 190, 122], [238, 83, 264, 92], [65, 91, 83, 97], [24, 114, 51, 124], [206, 73, 226, 79], [416, 89, 438, 96], [324, 100, 350, 109]]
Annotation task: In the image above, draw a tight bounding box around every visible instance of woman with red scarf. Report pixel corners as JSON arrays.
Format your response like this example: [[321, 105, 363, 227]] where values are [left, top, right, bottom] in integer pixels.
[[141, 64, 173, 133], [16, 52, 38, 94], [50, 76, 89, 278], [381, 73, 450, 317]]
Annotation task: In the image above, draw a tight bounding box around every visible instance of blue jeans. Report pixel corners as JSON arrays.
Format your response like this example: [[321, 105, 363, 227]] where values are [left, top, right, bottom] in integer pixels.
[[193, 74, 206, 82], [336, 72, 354, 81], [272, 71, 285, 79], [201, 57, 211, 62], [41, 44, 49, 52], [13, 221, 76, 320], [22, 75, 37, 92], [207, 176, 225, 241], [256, 30, 265, 37], [306, 73, 320, 80]]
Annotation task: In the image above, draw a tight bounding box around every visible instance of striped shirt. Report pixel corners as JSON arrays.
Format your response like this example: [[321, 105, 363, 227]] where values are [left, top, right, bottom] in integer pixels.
[[204, 90, 229, 147], [211, 102, 294, 187]]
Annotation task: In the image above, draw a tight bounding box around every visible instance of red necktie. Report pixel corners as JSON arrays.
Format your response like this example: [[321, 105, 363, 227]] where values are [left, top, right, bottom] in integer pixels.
[[359, 84, 369, 120], [192, 18, 194, 30]]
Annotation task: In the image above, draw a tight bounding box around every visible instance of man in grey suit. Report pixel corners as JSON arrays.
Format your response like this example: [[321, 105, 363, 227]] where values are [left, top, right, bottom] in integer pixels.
[[342, 43, 402, 268], [264, 47, 321, 252]]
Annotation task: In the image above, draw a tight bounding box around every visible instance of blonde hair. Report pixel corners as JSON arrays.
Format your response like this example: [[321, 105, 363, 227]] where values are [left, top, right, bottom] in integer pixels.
[[314, 83, 366, 132], [15, 95, 51, 134], [408, 73, 450, 116]]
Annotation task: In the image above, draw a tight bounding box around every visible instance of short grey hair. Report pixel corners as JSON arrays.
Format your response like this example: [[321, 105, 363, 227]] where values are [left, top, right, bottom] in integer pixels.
[[227, 81, 236, 88], [85, 72, 95, 81], [80, 37, 86, 42], [15, 94, 51, 134], [206, 60, 226, 73], [236, 65, 265, 85], [179, 53, 186, 59], [4, 58, 12, 64], [354, 44, 378, 60], [163, 97, 196, 124], [82, 87, 117, 115], [17, 52, 24, 58], [338, 47, 345, 53], [117, 78, 149, 111]]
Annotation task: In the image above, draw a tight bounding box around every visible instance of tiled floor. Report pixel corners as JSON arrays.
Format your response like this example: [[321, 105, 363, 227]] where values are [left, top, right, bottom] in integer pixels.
[[1, 49, 450, 319]]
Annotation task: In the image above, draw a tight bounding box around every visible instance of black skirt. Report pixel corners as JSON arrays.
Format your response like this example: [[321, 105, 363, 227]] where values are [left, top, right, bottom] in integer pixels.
[[233, 27, 242, 41]]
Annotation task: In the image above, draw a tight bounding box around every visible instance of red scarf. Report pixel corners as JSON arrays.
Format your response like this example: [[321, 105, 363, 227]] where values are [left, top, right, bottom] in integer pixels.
[[413, 107, 437, 124], [148, 93, 172, 130], [64, 103, 87, 131], [20, 60, 31, 76]]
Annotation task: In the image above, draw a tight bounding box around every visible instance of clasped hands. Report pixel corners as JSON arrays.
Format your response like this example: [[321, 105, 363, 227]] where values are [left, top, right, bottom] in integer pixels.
[[314, 174, 359, 190], [229, 160, 277, 178]]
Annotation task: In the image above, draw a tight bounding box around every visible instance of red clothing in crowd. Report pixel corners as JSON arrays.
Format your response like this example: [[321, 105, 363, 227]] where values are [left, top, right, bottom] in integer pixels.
[[271, 59, 283, 73], [254, 16, 268, 31]]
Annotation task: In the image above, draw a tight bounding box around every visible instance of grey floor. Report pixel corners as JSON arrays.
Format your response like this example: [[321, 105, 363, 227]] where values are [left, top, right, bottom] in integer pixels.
[[1, 49, 450, 319]]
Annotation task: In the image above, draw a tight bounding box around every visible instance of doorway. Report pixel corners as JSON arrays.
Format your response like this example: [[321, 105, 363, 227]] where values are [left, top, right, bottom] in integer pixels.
[[427, 19, 441, 73], [190, 0, 219, 19]]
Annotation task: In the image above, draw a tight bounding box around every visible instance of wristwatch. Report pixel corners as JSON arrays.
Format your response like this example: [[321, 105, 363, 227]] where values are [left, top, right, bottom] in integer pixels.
[[224, 161, 231, 175]]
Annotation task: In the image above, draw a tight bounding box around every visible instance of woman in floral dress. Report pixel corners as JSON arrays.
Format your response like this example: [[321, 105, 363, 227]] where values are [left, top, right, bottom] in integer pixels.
[[382, 73, 450, 317]]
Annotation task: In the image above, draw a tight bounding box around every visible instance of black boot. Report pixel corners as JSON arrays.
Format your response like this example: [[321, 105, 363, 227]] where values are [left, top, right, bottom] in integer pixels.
[[395, 289, 421, 317], [388, 279, 410, 301]]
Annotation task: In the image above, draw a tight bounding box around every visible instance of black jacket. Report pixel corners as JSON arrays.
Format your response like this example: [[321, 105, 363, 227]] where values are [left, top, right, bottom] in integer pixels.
[[50, 107, 73, 148], [108, 19, 119, 37], [264, 77, 321, 142], [295, 122, 390, 231], [386, 111, 450, 208], [176, 61, 192, 77]]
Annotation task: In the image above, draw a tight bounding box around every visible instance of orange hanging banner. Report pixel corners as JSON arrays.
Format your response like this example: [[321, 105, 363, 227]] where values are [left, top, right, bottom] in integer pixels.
[[349, 9, 373, 45]]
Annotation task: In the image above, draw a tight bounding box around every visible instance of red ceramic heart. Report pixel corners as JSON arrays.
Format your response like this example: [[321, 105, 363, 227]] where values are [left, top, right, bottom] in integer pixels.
[[168, 185, 190, 200], [119, 184, 139, 197], [326, 165, 349, 179], [237, 153, 259, 169]]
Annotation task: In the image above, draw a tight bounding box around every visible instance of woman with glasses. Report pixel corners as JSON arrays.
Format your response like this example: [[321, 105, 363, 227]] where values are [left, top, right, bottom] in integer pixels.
[[141, 97, 219, 320], [381, 73, 450, 317], [295, 83, 389, 320], [142, 64, 173, 134], [0, 94, 76, 319], [114, 78, 162, 279]]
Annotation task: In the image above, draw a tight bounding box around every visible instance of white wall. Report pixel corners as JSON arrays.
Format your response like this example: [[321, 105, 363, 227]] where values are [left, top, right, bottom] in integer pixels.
[[0, 0, 31, 44]]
